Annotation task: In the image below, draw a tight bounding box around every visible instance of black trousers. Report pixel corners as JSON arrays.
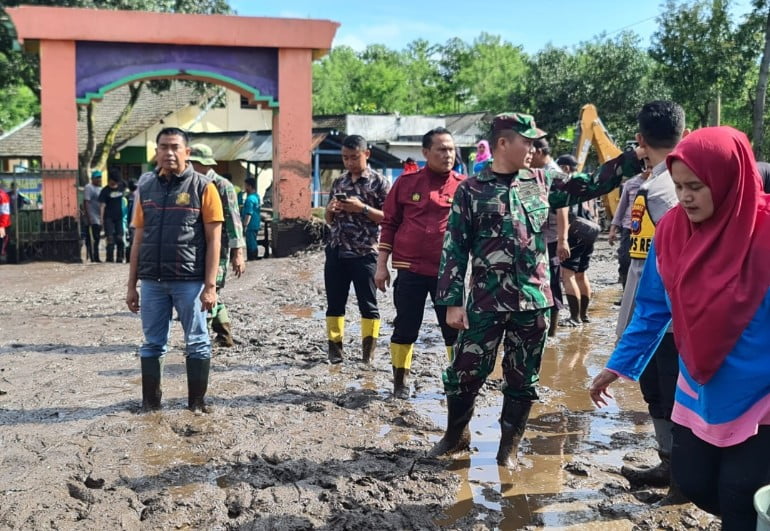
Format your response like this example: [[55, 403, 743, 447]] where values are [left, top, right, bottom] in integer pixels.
[[391, 269, 458, 347], [638, 333, 679, 420], [88, 223, 102, 261], [324, 246, 378, 319], [546, 241, 563, 310], [673, 424, 770, 530]]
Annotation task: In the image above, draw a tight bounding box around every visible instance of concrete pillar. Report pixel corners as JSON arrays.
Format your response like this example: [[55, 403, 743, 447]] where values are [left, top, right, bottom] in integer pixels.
[[39, 39, 79, 223], [271, 48, 314, 257]]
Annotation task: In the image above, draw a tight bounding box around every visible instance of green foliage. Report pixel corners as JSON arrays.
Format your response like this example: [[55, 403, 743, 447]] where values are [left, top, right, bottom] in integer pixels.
[[651, 0, 761, 127], [0, 84, 38, 131]]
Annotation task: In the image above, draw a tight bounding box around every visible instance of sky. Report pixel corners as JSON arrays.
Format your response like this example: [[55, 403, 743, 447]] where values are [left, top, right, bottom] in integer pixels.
[[230, 0, 755, 54]]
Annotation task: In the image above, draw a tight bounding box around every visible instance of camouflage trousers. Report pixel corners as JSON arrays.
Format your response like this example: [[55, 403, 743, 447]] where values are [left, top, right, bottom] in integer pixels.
[[443, 308, 549, 401]]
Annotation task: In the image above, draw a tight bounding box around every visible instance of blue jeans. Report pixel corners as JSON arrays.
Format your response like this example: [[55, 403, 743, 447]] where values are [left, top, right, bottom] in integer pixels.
[[139, 280, 211, 360]]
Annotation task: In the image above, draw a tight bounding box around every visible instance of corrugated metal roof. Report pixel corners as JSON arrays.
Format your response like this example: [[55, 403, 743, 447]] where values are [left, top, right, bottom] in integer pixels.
[[188, 131, 272, 162]]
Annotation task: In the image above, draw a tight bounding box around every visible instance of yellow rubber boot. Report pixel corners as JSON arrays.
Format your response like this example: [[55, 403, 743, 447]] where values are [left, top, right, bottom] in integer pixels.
[[391, 343, 414, 399], [326, 316, 345, 364], [361, 318, 380, 363], [446, 345, 454, 362]]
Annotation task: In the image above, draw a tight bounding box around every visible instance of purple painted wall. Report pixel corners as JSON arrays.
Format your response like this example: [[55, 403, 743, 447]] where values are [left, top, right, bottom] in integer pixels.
[[76, 41, 278, 102]]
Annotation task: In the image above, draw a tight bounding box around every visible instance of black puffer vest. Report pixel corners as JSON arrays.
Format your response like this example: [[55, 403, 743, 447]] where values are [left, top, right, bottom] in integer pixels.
[[137, 165, 209, 281]]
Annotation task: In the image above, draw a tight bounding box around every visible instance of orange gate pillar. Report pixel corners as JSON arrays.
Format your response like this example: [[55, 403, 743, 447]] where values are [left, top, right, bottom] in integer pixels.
[[272, 47, 314, 256], [39, 39, 79, 222]]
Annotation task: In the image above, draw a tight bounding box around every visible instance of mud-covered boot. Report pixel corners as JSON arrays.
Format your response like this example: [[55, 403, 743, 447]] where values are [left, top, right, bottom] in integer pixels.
[[428, 394, 476, 457], [563, 294, 582, 327], [580, 295, 591, 323], [655, 474, 689, 506], [392, 366, 410, 400], [326, 316, 345, 364], [496, 397, 533, 468], [390, 343, 413, 398], [621, 418, 673, 487], [186, 358, 212, 414], [140, 356, 164, 411], [360, 318, 380, 363], [622, 451, 671, 487], [547, 309, 559, 337], [212, 312, 235, 348], [362, 336, 376, 364], [327, 341, 344, 364]]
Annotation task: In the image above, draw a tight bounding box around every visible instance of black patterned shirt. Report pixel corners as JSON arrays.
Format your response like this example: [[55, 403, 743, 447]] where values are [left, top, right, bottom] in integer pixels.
[[328, 167, 390, 258]]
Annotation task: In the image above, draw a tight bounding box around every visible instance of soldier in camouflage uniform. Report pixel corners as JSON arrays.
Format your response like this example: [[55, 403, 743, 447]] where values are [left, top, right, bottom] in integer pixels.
[[190, 144, 247, 347], [429, 113, 643, 467]]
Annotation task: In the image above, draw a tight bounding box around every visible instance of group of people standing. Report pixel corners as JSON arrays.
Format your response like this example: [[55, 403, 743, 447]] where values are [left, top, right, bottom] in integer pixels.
[[85, 149, 261, 265], [323, 103, 770, 529]]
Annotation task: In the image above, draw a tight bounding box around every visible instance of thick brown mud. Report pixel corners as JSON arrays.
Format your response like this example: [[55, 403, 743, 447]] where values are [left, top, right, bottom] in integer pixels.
[[0, 238, 719, 529]]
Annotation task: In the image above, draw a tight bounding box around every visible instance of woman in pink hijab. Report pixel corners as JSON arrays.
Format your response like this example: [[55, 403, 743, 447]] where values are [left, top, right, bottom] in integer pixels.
[[472, 140, 491, 174], [590, 126, 770, 529]]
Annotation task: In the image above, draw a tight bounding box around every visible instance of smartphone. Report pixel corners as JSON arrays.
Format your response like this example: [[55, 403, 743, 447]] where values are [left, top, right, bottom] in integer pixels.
[[334, 193, 347, 201]]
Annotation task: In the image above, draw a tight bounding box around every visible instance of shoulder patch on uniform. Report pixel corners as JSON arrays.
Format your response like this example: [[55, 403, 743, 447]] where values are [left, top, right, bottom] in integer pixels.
[[411, 193, 421, 202], [176, 192, 190, 206]]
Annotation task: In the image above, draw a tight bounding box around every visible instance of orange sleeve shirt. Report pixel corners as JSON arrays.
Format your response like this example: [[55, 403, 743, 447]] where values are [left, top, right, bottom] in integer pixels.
[[132, 182, 223, 229]]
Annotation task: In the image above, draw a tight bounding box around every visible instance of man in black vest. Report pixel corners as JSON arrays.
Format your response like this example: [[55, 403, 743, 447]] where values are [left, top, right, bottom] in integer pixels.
[[126, 127, 224, 413]]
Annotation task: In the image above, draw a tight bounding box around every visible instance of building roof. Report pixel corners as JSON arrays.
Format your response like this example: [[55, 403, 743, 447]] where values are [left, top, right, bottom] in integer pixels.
[[0, 82, 203, 159], [186, 129, 403, 169]]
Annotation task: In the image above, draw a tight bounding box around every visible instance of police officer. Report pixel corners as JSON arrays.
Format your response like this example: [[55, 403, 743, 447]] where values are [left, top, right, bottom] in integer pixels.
[[430, 113, 643, 467]]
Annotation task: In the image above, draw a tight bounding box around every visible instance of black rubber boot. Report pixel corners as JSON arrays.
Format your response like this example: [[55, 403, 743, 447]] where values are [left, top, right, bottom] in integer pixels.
[[106, 244, 115, 263], [621, 450, 671, 487], [580, 295, 591, 323], [655, 473, 689, 506], [362, 336, 376, 364], [428, 394, 476, 457], [392, 367, 410, 400], [496, 397, 533, 468], [140, 357, 164, 412], [547, 309, 559, 337], [116, 243, 125, 263], [621, 418, 673, 488], [92, 241, 101, 263], [186, 358, 211, 414], [328, 341, 344, 364], [212, 321, 235, 348], [564, 294, 582, 326]]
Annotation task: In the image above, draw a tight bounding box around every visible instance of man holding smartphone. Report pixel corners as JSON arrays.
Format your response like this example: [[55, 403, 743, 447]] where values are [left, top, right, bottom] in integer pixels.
[[324, 135, 390, 364]]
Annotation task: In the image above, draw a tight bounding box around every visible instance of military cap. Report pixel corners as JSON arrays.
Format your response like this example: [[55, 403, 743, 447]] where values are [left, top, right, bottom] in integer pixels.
[[491, 113, 547, 139], [189, 143, 217, 166]]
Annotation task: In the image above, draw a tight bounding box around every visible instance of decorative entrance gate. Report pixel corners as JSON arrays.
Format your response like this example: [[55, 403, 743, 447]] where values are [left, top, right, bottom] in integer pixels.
[[6, 6, 338, 258]]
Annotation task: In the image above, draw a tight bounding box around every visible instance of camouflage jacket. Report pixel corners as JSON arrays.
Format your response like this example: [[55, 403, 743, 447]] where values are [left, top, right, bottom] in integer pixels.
[[436, 150, 641, 312], [204, 170, 245, 285]]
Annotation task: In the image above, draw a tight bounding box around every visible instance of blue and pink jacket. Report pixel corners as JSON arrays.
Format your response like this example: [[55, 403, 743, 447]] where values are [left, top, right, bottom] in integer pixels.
[[607, 242, 770, 447]]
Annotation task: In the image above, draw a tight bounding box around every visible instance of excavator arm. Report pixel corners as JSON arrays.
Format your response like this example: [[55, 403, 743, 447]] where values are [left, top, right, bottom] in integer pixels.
[[573, 104, 623, 221]]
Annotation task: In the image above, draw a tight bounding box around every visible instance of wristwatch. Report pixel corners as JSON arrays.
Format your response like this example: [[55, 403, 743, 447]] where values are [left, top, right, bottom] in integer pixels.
[[362, 205, 370, 216]]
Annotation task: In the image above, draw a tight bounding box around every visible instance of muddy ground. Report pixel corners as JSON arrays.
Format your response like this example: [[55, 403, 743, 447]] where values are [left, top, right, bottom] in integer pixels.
[[0, 236, 719, 530]]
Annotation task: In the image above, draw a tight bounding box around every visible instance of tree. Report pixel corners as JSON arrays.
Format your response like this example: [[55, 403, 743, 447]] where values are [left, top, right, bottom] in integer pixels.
[[452, 33, 528, 113], [0, 85, 37, 131], [1, 0, 231, 179], [750, 0, 770, 158], [650, 0, 757, 128], [312, 46, 364, 115]]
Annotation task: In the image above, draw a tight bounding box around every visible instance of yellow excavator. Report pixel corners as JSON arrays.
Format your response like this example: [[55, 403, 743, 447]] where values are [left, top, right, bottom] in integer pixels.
[[573, 104, 622, 222]]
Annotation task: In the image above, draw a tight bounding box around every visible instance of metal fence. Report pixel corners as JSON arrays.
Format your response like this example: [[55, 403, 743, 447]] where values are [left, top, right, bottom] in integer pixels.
[[3, 169, 82, 263]]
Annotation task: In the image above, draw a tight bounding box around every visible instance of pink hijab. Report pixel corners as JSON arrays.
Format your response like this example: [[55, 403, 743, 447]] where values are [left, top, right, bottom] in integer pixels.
[[657, 126, 770, 384], [475, 140, 491, 163]]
